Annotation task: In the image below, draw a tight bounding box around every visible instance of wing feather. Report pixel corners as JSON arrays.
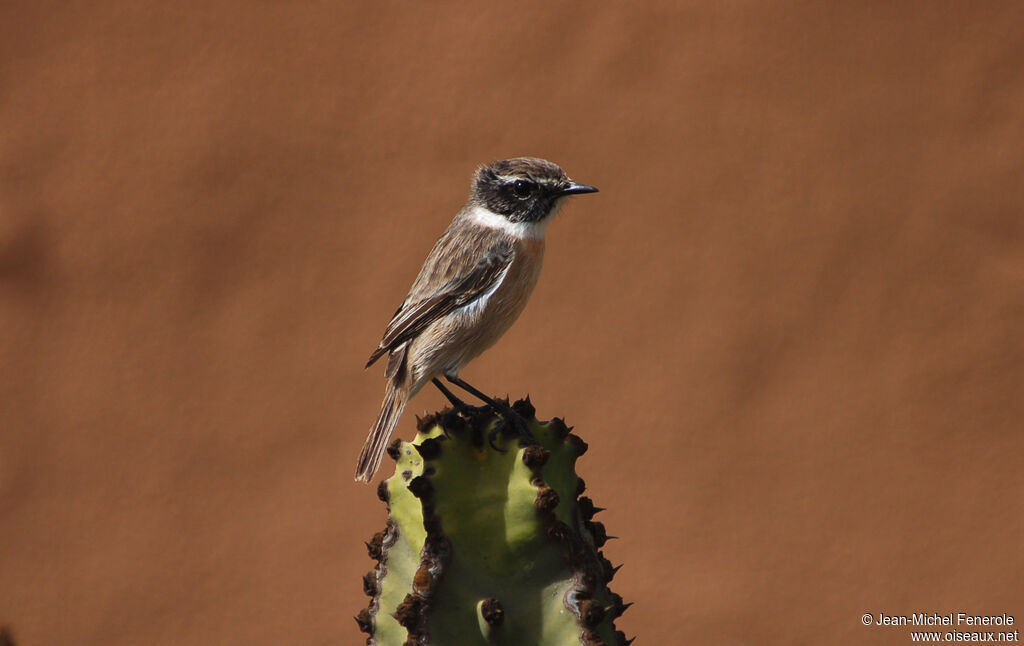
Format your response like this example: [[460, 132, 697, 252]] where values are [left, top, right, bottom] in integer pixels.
[[366, 239, 514, 368]]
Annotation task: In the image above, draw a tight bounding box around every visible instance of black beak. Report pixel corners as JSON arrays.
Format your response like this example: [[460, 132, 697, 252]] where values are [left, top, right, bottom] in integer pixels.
[[559, 181, 599, 196]]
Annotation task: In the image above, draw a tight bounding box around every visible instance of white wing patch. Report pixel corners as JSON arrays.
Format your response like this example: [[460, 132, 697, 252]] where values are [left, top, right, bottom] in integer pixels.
[[458, 261, 512, 317]]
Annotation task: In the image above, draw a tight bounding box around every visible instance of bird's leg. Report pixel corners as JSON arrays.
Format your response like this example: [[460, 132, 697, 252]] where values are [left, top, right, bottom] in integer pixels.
[[431, 378, 489, 415], [443, 374, 536, 450]]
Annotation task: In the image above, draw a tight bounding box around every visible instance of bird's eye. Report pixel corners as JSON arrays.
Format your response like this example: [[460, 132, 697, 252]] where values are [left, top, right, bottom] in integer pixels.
[[512, 179, 534, 199]]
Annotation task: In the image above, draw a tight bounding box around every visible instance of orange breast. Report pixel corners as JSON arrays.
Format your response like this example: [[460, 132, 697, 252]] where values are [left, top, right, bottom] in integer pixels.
[[469, 236, 545, 353], [405, 236, 546, 390]]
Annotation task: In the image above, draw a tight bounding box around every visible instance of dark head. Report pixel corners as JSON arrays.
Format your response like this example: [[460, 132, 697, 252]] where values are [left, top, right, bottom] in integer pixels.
[[470, 157, 598, 223]]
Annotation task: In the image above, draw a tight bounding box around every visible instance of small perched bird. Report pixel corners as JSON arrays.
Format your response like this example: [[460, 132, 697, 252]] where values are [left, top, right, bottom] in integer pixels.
[[355, 157, 598, 482]]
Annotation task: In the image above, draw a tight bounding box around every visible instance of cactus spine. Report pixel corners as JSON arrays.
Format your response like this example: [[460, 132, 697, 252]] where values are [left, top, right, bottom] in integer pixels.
[[357, 398, 632, 646]]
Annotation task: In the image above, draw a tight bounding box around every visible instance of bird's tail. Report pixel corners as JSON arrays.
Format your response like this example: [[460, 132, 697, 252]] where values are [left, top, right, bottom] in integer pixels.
[[354, 382, 409, 482]]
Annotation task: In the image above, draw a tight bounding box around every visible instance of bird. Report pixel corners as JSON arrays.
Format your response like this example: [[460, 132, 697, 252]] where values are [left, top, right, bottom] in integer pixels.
[[355, 157, 598, 482]]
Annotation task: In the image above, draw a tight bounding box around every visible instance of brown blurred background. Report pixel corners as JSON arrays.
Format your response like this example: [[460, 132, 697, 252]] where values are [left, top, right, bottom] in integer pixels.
[[2, 2, 1023, 645]]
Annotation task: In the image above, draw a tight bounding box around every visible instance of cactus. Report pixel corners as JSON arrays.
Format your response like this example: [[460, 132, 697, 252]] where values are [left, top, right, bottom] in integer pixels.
[[356, 397, 632, 646]]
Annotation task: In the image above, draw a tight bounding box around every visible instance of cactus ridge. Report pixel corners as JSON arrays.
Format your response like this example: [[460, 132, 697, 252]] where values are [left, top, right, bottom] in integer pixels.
[[357, 398, 633, 646]]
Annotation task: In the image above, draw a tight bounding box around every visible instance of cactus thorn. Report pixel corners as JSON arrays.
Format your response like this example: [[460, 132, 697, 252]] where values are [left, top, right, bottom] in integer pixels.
[[534, 486, 560, 512], [512, 395, 536, 419], [578, 496, 605, 519], [362, 571, 377, 596], [549, 416, 570, 439], [522, 444, 550, 470], [354, 609, 373, 634], [386, 438, 403, 460], [408, 475, 433, 500], [480, 597, 505, 627], [365, 530, 386, 560], [412, 563, 432, 593], [576, 477, 587, 496], [393, 594, 425, 630], [580, 599, 606, 627], [416, 437, 442, 460], [567, 434, 589, 456]]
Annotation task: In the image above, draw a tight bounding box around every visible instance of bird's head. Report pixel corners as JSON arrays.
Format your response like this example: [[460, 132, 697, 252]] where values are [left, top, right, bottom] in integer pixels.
[[470, 157, 598, 224]]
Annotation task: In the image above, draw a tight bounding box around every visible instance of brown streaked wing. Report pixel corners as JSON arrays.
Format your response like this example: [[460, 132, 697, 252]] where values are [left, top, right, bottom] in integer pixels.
[[365, 238, 514, 367]]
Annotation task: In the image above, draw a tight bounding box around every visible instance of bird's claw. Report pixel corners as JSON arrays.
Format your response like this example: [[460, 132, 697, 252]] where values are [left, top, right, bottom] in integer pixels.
[[453, 401, 492, 416], [487, 423, 507, 453], [486, 406, 536, 452]]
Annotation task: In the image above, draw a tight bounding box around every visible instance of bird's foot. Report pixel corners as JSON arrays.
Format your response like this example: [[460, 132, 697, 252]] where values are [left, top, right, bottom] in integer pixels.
[[486, 399, 537, 452], [433, 377, 491, 417], [453, 401, 492, 416]]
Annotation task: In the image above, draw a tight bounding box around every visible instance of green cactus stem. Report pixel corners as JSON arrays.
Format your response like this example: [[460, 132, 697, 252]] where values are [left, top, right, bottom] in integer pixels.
[[356, 397, 633, 646]]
